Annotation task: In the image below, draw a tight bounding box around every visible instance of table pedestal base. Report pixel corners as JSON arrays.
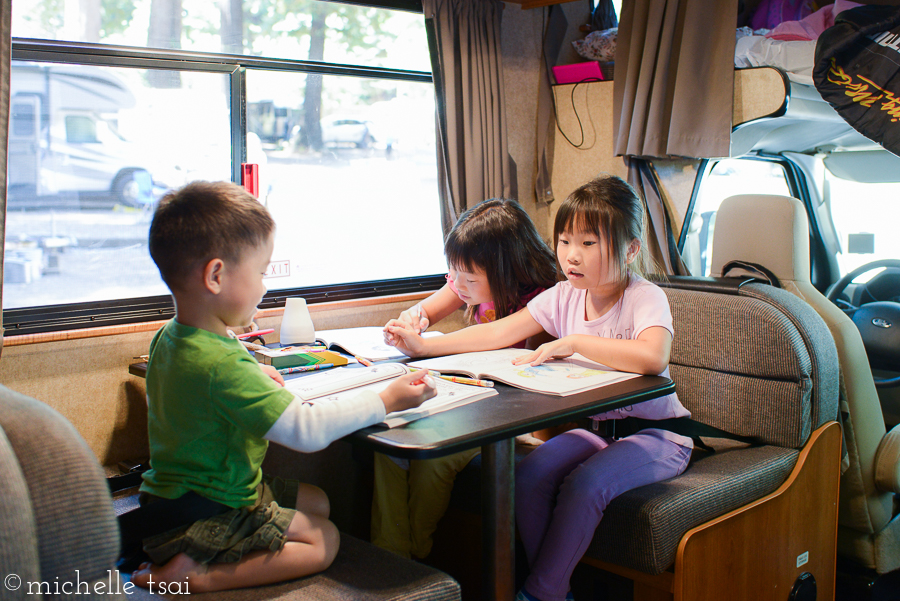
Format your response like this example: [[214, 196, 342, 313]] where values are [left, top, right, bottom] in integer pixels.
[[482, 437, 515, 599]]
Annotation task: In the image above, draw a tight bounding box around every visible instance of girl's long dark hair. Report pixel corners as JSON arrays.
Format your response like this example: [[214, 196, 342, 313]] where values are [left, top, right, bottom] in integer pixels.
[[445, 199, 558, 323]]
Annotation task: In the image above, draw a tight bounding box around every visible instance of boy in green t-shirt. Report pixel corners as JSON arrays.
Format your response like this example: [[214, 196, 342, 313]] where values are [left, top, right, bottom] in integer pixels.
[[131, 181, 435, 593]]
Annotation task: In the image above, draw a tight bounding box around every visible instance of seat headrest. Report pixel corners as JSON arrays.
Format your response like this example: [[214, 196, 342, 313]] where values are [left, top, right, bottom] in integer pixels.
[[709, 194, 811, 285]]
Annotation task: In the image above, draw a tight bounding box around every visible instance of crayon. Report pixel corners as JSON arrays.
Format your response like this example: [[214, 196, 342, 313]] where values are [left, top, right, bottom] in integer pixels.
[[235, 328, 275, 339], [278, 363, 335, 375], [355, 356, 374, 367], [435, 374, 494, 388]]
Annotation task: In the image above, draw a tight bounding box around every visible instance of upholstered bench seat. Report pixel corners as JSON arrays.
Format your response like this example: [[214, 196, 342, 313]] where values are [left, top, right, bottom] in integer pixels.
[[588, 439, 798, 574], [119, 532, 461, 600]]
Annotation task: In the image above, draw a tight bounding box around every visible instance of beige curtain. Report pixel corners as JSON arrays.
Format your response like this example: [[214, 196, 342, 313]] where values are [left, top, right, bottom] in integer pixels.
[[424, 0, 516, 233], [614, 0, 736, 158], [614, 0, 735, 275], [534, 6, 569, 206], [0, 2, 10, 354], [626, 157, 690, 276]]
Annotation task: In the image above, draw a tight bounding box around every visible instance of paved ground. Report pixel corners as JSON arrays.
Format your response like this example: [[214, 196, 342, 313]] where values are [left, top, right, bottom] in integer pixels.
[[4, 148, 446, 310]]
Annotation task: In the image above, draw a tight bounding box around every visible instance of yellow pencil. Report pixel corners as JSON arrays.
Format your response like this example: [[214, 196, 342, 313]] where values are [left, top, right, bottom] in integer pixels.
[[436, 374, 494, 388], [408, 366, 442, 377]]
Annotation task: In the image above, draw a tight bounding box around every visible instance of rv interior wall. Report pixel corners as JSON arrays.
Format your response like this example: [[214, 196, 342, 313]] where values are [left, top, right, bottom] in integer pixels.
[[0, 1, 592, 469]]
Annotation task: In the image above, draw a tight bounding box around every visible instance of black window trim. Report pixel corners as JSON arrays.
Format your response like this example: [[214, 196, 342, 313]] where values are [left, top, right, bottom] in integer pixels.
[[5, 11, 445, 337]]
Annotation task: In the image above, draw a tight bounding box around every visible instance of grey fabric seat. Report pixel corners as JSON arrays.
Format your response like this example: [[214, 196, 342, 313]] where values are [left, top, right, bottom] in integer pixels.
[[0, 384, 461, 601], [579, 278, 842, 601]]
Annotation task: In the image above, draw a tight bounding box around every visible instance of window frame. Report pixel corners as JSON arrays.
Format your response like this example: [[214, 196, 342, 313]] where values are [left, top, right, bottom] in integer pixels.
[[5, 14, 445, 337]]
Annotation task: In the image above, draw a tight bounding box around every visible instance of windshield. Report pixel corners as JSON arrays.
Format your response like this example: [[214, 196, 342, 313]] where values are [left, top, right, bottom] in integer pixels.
[[825, 171, 900, 279]]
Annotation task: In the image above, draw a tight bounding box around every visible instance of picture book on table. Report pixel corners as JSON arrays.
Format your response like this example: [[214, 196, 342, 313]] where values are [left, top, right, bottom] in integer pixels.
[[313, 327, 444, 362], [408, 349, 640, 396], [283, 362, 497, 428]]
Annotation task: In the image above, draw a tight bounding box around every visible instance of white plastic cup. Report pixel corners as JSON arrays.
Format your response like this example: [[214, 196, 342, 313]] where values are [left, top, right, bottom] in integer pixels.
[[280, 297, 316, 345]]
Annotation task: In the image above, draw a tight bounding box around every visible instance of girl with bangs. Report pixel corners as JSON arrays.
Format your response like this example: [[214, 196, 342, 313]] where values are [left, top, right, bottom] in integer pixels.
[[387, 175, 693, 601], [373, 198, 558, 561]]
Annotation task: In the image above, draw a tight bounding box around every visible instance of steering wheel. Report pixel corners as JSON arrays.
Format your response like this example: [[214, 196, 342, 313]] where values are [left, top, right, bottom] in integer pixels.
[[826, 259, 900, 388]]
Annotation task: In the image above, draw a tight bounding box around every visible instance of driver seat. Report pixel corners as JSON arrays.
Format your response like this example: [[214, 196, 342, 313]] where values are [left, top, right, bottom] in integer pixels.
[[708, 193, 900, 577]]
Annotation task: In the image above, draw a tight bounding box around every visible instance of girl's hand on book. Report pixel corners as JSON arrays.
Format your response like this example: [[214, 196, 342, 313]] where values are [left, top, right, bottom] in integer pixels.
[[383, 305, 429, 346], [379, 370, 437, 413], [259, 363, 285, 386], [384, 322, 429, 357], [511, 338, 576, 367]]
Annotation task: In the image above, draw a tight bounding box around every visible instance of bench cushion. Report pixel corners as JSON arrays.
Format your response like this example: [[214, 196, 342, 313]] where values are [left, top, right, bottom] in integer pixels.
[[122, 533, 460, 600], [111, 494, 460, 601], [585, 439, 798, 574]]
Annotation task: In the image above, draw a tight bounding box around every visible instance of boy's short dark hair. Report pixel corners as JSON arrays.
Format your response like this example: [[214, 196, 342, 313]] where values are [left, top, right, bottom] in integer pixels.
[[149, 181, 275, 290]]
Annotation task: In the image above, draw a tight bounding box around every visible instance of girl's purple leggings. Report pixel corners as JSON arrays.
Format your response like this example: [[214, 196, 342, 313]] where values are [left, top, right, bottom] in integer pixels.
[[515, 428, 692, 601]]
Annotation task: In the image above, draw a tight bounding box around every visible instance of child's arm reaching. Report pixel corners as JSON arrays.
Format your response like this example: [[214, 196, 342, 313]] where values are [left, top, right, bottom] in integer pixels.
[[384, 284, 463, 344], [386, 307, 545, 358], [264, 371, 436, 453], [259, 363, 285, 386], [511, 326, 673, 375]]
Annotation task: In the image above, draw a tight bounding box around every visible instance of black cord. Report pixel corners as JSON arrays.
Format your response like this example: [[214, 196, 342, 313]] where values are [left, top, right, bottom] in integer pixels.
[[553, 77, 604, 149]]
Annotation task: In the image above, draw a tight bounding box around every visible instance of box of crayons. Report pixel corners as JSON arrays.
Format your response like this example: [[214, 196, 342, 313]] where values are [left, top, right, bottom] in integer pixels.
[[254, 347, 349, 369]]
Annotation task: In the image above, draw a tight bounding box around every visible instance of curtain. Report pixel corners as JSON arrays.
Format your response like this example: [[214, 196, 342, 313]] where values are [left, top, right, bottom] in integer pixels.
[[534, 6, 568, 206], [626, 157, 690, 276], [0, 2, 10, 354], [424, 0, 516, 234], [613, 0, 736, 158], [614, 0, 735, 275]]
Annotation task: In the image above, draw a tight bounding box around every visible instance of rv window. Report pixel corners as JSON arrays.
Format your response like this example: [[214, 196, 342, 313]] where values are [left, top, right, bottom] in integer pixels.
[[683, 158, 792, 277], [5, 1, 443, 336], [65, 116, 98, 144]]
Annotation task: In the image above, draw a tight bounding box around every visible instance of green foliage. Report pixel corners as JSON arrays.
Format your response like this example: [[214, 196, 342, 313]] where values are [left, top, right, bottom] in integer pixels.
[[100, 0, 137, 38], [245, 0, 397, 59], [25, 0, 136, 39], [26, 0, 64, 34]]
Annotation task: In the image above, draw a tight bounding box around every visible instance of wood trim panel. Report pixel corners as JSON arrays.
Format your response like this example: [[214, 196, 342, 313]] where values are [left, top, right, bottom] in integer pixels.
[[674, 421, 841, 601], [580, 422, 841, 601], [580, 556, 674, 594], [2, 292, 431, 347]]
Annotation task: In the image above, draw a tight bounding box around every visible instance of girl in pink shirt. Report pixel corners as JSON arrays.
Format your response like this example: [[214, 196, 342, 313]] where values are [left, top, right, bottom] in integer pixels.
[[374, 199, 558, 561], [387, 176, 693, 601]]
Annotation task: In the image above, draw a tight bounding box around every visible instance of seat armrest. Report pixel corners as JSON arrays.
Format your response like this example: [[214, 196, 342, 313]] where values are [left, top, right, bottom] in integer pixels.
[[875, 424, 900, 494]]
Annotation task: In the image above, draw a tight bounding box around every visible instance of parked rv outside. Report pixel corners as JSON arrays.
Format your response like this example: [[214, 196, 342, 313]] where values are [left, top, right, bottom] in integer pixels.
[[7, 62, 178, 209]]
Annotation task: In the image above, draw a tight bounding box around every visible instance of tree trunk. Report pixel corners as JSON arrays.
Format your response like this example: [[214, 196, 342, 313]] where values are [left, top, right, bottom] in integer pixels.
[[147, 0, 183, 88], [219, 0, 243, 56], [64, 0, 100, 42], [302, 4, 328, 151]]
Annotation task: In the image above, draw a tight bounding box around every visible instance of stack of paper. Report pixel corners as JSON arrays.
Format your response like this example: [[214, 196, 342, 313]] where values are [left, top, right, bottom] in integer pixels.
[[283, 363, 497, 428]]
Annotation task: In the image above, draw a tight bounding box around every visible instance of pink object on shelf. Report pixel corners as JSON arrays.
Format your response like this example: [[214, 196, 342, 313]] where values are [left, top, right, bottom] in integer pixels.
[[552, 62, 604, 85], [241, 163, 259, 198]]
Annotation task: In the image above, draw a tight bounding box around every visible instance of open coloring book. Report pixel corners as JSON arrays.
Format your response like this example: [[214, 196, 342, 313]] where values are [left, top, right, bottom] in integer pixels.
[[283, 362, 497, 428], [314, 327, 444, 362], [408, 349, 641, 396]]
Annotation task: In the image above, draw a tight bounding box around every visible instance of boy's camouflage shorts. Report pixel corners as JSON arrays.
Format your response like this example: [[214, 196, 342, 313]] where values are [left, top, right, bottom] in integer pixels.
[[143, 476, 300, 565]]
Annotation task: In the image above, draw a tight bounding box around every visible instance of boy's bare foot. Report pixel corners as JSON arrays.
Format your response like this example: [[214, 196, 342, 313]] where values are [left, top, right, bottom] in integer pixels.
[[132, 552, 210, 592]]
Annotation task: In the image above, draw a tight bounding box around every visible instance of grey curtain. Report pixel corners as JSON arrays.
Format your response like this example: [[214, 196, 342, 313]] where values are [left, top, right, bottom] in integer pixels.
[[613, 0, 736, 158], [534, 6, 568, 206], [424, 0, 516, 234], [614, 0, 735, 275], [0, 2, 9, 354], [626, 157, 690, 276]]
